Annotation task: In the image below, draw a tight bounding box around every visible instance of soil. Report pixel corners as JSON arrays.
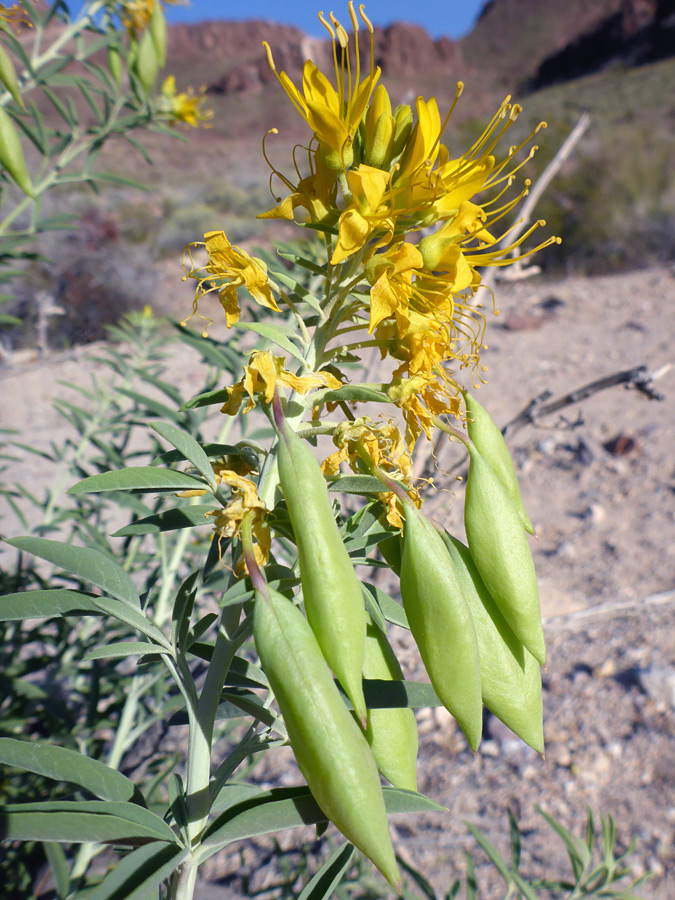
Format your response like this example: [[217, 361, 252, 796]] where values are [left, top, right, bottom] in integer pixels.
[[1, 264, 674, 898]]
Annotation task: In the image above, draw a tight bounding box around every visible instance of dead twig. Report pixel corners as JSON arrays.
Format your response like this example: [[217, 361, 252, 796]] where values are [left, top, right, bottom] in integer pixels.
[[474, 112, 591, 300], [544, 588, 675, 632], [501, 363, 668, 438]]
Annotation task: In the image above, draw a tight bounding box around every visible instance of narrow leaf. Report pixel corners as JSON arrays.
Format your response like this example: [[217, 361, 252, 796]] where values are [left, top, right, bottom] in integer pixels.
[[43, 842, 69, 899], [89, 843, 187, 900], [364, 583, 409, 629], [0, 589, 104, 621], [180, 387, 230, 410], [298, 843, 355, 900], [90, 171, 151, 191], [84, 641, 172, 661], [0, 738, 141, 803], [465, 822, 511, 884], [318, 385, 389, 406], [150, 423, 217, 489], [68, 467, 205, 494], [327, 475, 387, 495], [112, 504, 214, 537], [0, 800, 179, 844], [4, 537, 140, 606], [92, 597, 172, 651], [235, 321, 306, 364], [202, 786, 442, 857]]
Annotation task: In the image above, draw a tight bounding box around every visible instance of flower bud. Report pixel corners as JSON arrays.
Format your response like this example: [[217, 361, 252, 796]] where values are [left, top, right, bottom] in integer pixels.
[[149, 1, 167, 69], [440, 532, 544, 753], [363, 84, 394, 169], [321, 139, 354, 172], [0, 105, 34, 197], [276, 417, 367, 724], [390, 104, 413, 160], [400, 502, 482, 751], [254, 586, 401, 888], [418, 232, 455, 272], [463, 391, 534, 534], [464, 442, 546, 666], [361, 618, 418, 790], [107, 44, 123, 88], [0, 44, 23, 108], [133, 28, 159, 96]]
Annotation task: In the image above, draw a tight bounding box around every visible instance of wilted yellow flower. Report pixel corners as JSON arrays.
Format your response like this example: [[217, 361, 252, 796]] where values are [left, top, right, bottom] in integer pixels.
[[263, 2, 379, 170], [207, 471, 270, 574], [222, 350, 342, 416], [388, 374, 462, 450], [160, 75, 212, 128], [182, 231, 279, 333], [119, 0, 179, 37], [0, 2, 30, 32], [321, 417, 419, 528]]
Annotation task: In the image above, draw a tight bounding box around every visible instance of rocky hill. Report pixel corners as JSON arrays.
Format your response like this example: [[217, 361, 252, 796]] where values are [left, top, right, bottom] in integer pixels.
[[161, 0, 673, 107]]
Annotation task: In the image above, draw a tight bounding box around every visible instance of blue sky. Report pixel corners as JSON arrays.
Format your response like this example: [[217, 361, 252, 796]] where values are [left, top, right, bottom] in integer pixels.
[[69, 1, 485, 40], [163, 2, 485, 40]]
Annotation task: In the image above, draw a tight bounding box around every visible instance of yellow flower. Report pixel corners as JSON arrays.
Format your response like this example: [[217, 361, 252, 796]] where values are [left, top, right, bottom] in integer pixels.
[[330, 164, 394, 265], [160, 75, 212, 128], [222, 350, 342, 416], [182, 231, 279, 333], [207, 471, 270, 574], [263, 2, 380, 170]]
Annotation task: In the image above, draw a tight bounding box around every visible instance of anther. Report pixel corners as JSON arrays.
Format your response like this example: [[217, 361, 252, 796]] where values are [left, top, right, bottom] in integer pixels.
[[261, 41, 275, 71], [318, 11, 335, 39], [359, 4, 373, 32], [348, 0, 358, 31]]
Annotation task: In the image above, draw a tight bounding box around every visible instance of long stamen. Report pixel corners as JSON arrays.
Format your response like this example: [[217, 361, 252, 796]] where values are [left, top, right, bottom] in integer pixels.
[[349, 1, 360, 108], [262, 129, 296, 195], [261, 42, 306, 121], [358, 5, 375, 84]]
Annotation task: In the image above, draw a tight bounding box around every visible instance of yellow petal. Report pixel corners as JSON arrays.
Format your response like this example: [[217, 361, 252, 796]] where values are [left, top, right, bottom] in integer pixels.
[[219, 285, 240, 327], [331, 210, 372, 265]]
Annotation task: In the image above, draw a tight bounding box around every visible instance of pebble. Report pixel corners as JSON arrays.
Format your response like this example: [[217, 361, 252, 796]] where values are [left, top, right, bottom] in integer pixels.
[[639, 665, 675, 711]]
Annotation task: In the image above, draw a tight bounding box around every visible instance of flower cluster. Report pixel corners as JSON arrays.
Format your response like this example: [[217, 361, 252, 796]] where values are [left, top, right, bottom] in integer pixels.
[[182, 1, 559, 481], [259, 2, 558, 422]]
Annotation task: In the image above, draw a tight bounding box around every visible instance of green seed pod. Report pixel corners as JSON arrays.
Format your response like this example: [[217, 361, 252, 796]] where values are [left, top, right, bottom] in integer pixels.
[[107, 44, 124, 88], [149, 1, 168, 69], [276, 420, 367, 724], [254, 587, 401, 888], [463, 391, 535, 534], [362, 618, 418, 791], [0, 105, 34, 197], [0, 44, 24, 109], [440, 532, 544, 754], [400, 502, 483, 751], [133, 28, 159, 96], [464, 442, 546, 666]]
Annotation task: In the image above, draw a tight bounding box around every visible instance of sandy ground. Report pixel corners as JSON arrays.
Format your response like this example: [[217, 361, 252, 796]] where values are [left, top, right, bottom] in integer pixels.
[[1, 264, 674, 898]]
